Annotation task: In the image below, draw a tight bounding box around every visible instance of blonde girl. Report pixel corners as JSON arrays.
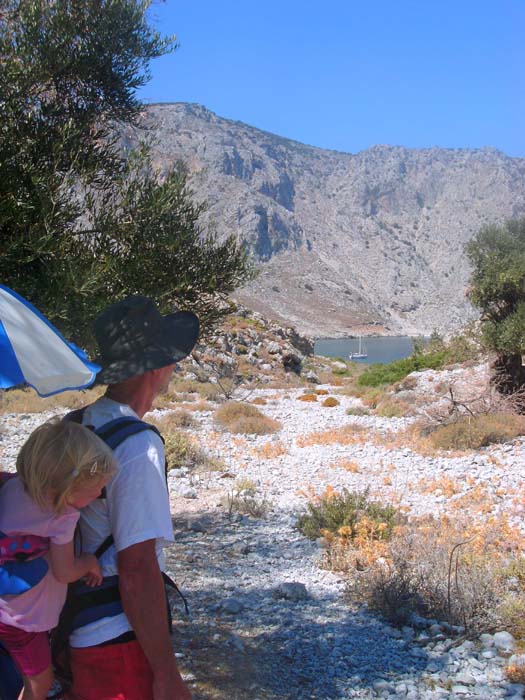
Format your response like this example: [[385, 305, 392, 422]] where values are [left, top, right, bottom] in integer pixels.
[[0, 420, 116, 700]]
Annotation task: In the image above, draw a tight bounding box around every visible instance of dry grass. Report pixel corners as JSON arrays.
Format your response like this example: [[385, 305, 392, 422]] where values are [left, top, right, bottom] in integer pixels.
[[162, 430, 217, 472], [507, 660, 525, 685], [0, 386, 104, 414], [427, 413, 525, 451], [225, 479, 271, 518], [166, 378, 229, 402], [375, 398, 411, 418], [345, 405, 370, 416], [315, 389, 329, 396], [150, 410, 197, 431], [357, 514, 525, 634], [322, 397, 340, 407], [296, 423, 368, 448], [253, 441, 288, 459], [298, 393, 318, 402], [329, 459, 360, 473], [250, 397, 267, 405], [419, 476, 462, 497], [214, 402, 281, 435]]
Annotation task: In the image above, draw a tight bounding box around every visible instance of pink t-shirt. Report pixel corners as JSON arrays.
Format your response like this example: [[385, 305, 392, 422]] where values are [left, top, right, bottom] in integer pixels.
[[0, 477, 79, 632]]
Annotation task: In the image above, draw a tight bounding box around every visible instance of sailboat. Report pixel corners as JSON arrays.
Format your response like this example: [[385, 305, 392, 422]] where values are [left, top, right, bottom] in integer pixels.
[[349, 335, 367, 359]]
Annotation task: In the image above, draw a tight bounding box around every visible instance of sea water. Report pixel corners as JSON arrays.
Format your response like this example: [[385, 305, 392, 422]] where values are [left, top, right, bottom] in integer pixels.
[[314, 336, 416, 365]]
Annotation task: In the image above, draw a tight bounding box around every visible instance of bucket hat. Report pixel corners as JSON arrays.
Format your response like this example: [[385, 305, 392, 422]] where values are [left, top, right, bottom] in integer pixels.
[[94, 296, 199, 384]]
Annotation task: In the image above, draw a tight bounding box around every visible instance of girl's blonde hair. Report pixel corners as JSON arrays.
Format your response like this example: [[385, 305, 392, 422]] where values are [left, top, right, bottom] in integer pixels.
[[17, 419, 117, 513]]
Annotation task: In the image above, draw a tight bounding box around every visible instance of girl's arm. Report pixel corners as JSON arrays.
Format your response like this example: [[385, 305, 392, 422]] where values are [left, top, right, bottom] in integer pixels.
[[48, 540, 102, 585]]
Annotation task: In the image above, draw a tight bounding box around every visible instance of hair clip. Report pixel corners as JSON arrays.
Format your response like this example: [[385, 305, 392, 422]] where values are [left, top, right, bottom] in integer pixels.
[[71, 467, 80, 478], [90, 461, 98, 474]]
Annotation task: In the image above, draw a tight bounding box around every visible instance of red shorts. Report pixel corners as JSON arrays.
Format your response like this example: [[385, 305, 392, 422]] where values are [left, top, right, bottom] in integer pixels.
[[67, 639, 154, 700], [0, 621, 51, 677]]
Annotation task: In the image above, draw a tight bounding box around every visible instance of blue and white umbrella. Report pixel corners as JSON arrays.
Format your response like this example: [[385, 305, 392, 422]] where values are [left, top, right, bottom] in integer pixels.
[[0, 286, 100, 397]]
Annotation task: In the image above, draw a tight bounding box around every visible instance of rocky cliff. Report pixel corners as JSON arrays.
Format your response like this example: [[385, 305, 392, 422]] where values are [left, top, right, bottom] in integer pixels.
[[132, 103, 525, 337]]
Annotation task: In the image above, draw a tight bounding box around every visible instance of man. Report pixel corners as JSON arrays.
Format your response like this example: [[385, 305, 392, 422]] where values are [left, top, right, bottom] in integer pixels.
[[67, 296, 199, 700]]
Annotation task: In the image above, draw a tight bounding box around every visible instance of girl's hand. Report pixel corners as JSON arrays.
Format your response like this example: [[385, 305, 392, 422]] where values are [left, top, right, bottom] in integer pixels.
[[83, 559, 103, 587]]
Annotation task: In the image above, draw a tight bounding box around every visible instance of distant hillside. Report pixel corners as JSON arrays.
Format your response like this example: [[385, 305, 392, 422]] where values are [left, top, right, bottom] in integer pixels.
[[128, 102, 525, 337]]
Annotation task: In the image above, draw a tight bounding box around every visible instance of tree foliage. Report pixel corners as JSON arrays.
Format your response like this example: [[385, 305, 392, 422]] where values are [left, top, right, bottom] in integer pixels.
[[466, 218, 525, 393], [0, 0, 253, 347]]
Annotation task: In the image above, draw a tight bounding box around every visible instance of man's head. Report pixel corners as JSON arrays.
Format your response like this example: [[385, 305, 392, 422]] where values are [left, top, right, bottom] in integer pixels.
[[94, 296, 199, 385]]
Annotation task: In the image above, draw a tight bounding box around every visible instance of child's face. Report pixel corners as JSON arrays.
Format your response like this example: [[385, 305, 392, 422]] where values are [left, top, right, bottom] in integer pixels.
[[67, 475, 112, 509]]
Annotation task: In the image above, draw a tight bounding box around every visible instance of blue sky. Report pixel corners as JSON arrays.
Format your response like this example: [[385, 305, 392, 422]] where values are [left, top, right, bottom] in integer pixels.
[[139, 1, 524, 157]]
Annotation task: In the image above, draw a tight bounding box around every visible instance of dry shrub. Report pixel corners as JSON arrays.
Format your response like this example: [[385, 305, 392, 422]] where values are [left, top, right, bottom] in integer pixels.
[[298, 393, 318, 402], [253, 441, 288, 459], [360, 388, 387, 409], [345, 405, 370, 416], [330, 459, 360, 473], [150, 410, 196, 431], [0, 386, 104, 414], [362, 515, 525, 634], [507, 660, 525, 685], [298, 487, 399, 572], [375, 398, 411, 418], [226, 480, 271, 518], [419, 476, 462, 497], [168, 379, 227, 402], [251, 397, 267, 405], [188, 400, 214, 412], [215, 401, 281, 435], [162, 430, 217, 472], [396, 375, 418, 392], [428, 413, 525, 451], [322, 397, 340, 407], [315, 389, 329, 396], [296, 423, 368, 447], [498, 596, 525, 641]]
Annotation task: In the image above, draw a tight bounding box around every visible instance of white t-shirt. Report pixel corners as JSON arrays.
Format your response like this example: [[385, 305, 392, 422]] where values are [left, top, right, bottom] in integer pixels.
[[69, 397, 174, 648]]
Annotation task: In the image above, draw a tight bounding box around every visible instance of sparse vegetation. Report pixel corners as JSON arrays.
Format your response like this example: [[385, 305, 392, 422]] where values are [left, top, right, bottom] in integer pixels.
[[427, 413, 525, 450], [322, 397, 340, 407], [163, 430, 212, 471], [0, 386, 104, 414], [361, 515, 525, 635], [214, 401, 281, 434], [297, 487, 398, 543], [226, 479, 270, 518], [298, 393, 318, 402], [296, 424, 368, 447], [253, 441, 288, 459], [375, 398, 411, 418]]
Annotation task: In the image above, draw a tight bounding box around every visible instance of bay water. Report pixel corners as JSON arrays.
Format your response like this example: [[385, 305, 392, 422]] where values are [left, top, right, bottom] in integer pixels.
[[314, 336, 415, 365]]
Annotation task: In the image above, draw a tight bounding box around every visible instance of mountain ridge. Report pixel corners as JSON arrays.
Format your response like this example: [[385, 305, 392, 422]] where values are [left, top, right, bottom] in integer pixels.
[[131, 102, 525, 337]]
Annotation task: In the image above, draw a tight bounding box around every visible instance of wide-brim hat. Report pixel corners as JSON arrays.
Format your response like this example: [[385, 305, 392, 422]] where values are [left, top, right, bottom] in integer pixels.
[[94, 296, 199, 384]]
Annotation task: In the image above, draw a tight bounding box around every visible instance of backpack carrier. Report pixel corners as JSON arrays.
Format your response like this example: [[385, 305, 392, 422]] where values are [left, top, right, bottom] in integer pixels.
[[51, 410, 188, 688]]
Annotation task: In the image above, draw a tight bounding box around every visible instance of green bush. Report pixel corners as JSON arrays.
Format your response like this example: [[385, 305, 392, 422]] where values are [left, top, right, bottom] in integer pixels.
[[297, 488, 398, 541], [358, 351, 449, 387]]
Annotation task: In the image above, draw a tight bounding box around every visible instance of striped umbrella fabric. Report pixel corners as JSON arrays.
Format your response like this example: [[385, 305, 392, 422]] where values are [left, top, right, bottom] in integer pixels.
[[0, 286, 100, 397]]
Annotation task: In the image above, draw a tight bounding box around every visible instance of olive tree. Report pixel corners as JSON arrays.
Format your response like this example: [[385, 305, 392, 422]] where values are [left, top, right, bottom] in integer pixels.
[[0, 0, 252, 347], [466, 218, 525, 394]]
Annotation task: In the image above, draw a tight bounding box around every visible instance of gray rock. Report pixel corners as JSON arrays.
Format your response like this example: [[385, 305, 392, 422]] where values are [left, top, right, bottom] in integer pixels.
[[493, 631, 515, 652], [221, 598, 243, 614], [177, 485, 198, 499], [273, 582, 309, 601]]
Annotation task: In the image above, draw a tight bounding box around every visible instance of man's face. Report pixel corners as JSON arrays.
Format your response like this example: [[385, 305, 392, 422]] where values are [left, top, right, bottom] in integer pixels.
[[156, 363, 177, 395]]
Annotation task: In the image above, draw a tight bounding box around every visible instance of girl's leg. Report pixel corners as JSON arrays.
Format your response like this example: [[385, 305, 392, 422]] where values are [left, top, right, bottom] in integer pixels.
[[19, 664, 54, 700]]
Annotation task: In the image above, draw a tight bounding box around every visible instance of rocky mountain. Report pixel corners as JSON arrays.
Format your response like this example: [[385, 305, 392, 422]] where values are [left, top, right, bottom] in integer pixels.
[[130, 103, 525, 337]]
